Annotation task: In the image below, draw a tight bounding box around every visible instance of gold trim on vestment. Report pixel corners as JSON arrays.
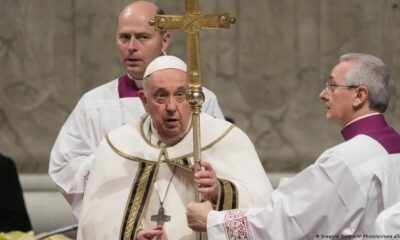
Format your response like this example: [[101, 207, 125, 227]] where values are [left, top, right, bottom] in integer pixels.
[[158, 148, 169, 162], [216, 179, 238, 211], [107, 136, 154, 163], [120, 162, 159, 240], [107, 119, 236, 172]]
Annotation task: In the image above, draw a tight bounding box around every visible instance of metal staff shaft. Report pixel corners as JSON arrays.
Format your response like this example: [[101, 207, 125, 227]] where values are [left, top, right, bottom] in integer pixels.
[[149, 1, 236, 239], [186, 2, 204, 239]]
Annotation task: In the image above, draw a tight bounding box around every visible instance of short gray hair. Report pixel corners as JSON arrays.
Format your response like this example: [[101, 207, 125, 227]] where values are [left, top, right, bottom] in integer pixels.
[[339, 53, 393, 113]]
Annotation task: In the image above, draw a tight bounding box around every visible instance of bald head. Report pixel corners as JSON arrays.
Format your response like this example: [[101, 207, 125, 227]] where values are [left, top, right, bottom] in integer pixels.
[[116, 1, 170, 79], [118, 1, 161, 28]]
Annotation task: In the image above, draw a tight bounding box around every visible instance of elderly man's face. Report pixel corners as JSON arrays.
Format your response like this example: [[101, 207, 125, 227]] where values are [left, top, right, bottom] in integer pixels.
[[319, 60, 358, 127], [139, 69, 191, 144]]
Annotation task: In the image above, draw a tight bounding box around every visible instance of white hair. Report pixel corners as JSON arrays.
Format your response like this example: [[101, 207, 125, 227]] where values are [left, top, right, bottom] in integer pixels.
[[339, 53, 393, 113]]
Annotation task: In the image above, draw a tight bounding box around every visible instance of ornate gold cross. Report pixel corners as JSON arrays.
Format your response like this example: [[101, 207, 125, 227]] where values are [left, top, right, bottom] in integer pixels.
[[150, 2, 235, 238], [150, 0, 235, 171]]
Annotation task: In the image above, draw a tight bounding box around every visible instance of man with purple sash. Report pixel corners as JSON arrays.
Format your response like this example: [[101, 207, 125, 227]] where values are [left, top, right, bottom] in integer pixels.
[[186, 53, 400, 239], [341, 113, 399, 154], [49, 1, 224, 219]]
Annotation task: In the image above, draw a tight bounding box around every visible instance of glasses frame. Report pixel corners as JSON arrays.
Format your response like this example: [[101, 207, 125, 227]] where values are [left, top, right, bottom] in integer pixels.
[[324, 82, 359, 92]]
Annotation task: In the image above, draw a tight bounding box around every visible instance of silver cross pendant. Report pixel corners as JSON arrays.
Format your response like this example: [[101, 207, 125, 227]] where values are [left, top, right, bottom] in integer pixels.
[[151, 205, 171, 226]]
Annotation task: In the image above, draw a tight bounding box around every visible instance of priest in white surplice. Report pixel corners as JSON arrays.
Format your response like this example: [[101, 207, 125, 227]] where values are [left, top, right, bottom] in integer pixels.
[[49, 1, 224, 219], [77, 56, 273, 240], [186, 53, 400, 240]]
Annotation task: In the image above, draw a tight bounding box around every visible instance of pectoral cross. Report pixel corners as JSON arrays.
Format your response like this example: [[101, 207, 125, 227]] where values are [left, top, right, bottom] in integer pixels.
[[151, 204, 171, 226]]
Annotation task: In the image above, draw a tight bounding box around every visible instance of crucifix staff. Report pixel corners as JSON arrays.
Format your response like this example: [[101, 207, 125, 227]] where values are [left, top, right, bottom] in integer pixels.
[[149, 1, 235, 238]]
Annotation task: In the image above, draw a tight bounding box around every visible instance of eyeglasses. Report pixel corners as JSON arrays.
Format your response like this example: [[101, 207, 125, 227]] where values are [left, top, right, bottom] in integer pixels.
[[324, 82, 359, 92]]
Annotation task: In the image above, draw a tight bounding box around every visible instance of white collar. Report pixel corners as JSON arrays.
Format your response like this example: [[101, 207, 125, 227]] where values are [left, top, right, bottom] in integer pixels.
[[149, 121, 163, 146], [127, 73, 144, 89]]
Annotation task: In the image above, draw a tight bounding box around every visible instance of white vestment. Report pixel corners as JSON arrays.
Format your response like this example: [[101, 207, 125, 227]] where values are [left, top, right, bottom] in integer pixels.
[[207, 136, 400, 240], [77, 113, 272, 240], [370, 200, 400, 236], [49, 78, 224, 217]]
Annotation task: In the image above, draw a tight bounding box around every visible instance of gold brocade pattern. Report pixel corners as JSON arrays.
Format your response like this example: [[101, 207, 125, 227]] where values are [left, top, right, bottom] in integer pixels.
[[217, 179, 239, 211], [120, 162, 159, 240]]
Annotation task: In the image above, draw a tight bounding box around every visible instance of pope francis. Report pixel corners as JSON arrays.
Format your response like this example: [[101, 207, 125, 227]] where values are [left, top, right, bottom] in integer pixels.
[[77, 55, 273, 240]]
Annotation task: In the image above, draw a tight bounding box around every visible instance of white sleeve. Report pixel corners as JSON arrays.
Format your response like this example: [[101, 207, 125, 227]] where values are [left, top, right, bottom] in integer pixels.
[[202, 87, 224, 119], [49, 97, 96, 218], [207, 156, 369, 240], [208, 126, 273, 209], [371, 202, 400, 235]]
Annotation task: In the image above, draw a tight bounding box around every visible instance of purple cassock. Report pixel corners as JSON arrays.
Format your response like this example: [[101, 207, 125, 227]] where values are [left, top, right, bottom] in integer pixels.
[[341, 114, 400, 154], [118, 74, 141, 98]]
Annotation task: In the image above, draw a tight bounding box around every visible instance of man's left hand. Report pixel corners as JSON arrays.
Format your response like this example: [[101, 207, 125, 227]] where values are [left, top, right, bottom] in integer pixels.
[[186, 201, 213, 232]]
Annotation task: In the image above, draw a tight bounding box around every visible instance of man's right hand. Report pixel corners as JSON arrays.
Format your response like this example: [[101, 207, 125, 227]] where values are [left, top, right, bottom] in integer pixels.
[[137, 226, 163, 240]]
